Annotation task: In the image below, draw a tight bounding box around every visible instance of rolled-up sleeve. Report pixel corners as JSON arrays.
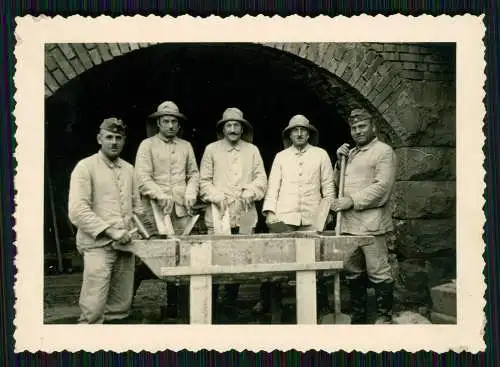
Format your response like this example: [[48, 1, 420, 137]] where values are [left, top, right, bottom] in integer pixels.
[[350, 147, 397, 210], [262, 154, 282, 214], [134, 140, 163, 196], [68, 161, 109, 239]]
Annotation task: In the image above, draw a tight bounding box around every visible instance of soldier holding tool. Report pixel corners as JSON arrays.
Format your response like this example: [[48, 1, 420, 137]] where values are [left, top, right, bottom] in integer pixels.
[[199, 107, 267, 313], [68, 117, 141, 324], [134, 101, 200, 319], [331, 108, 397, 324], [258, 114, 335, 315]]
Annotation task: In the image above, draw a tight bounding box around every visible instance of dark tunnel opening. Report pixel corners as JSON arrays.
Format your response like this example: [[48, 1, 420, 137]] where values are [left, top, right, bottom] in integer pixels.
[[44, 43, 356, 258]]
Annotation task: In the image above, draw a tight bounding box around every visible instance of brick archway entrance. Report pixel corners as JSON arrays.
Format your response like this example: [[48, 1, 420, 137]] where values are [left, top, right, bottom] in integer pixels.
[[44, 42, 457, 310]]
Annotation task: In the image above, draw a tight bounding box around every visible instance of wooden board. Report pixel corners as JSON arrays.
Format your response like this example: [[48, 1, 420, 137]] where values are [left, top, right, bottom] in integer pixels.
[[113, 233, 374, 281], [296, 238, 317, 324], [189, 242, 212, 324]]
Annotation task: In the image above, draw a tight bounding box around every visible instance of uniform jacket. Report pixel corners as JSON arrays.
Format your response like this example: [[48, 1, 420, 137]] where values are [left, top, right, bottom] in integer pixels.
[[334, 137, 397, 235], [68, 151, 140, 252], [263, 144, 335, 227], [200, 139, 267, 228], [134, 134, 199, 217]]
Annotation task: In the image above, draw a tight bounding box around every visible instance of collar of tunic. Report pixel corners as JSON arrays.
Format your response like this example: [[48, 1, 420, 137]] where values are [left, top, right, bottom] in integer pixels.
[[97, 150, 122, 168]]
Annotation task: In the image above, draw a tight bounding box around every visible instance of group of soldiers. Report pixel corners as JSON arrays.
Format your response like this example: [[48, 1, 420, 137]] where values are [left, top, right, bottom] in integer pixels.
[[68, 100, 397, 325]]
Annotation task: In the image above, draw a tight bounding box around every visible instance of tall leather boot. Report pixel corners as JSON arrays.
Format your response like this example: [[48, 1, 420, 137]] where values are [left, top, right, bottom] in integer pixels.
[[347, 276, 368, 324], [373, 281, 394, 324]]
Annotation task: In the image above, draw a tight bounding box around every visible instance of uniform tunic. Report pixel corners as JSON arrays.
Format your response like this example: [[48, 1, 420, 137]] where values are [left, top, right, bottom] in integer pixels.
[[134, 134, 199, 218], [263, 144, 335, 227], [68, 151, 139, 323], [333, 138, 397, 283], [200, 139, 267, 229]]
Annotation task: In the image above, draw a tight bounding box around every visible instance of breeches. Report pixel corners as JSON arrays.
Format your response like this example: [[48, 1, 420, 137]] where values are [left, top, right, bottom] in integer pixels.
[[78, 246, 135, 324], [343, 234, 393, 284]]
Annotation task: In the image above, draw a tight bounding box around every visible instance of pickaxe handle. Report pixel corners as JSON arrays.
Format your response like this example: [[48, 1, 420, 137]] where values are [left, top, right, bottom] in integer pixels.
[[335, 155, 347, 236]]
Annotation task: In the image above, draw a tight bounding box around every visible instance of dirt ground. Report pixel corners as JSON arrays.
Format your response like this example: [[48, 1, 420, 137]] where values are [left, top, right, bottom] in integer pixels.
[[44, 273, 366, 324]]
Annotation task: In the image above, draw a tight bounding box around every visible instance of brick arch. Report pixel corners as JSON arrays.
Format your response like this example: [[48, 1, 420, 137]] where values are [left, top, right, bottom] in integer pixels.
[[44, 42, 412, 145]]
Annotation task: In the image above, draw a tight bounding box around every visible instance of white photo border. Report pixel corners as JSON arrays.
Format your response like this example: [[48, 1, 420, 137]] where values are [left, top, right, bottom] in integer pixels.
[[13, 14, 486, 353]]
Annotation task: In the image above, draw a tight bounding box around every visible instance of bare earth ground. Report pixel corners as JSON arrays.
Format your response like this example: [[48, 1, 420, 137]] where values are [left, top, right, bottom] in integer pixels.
[[44, 273, 380, 324]]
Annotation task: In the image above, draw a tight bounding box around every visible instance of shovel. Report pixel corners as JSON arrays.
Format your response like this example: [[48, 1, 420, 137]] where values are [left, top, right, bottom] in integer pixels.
[[239, 201, 254, 235], [319, 154, 352, 325], [212, 203, 231, 235]]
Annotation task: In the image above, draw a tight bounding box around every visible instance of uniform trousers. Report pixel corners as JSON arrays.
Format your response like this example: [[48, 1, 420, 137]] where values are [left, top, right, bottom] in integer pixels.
[[78, 245, 134, 324], [343, 233, 393, 283]]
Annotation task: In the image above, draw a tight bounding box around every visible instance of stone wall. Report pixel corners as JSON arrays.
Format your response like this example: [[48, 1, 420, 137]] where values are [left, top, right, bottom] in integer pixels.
[[379, 43, 456, 310]]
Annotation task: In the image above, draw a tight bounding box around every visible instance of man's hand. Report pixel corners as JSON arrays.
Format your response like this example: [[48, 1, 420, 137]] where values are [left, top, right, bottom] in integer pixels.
[[157, 193, 174, 214], [211, 192, 226, 214], [240, 189, 254, 211], [105, 227, 131, 246], [331, 196, 354, 212], [336, 143, 351, 162], [184, 195, 197, 215], [265, 211, 279, 224]]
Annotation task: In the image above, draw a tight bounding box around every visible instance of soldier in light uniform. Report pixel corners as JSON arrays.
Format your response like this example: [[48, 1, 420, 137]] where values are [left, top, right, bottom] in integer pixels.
[[134, 101, 200, 318], [331, 108, 397, 324], [68, 118, 140, 324]]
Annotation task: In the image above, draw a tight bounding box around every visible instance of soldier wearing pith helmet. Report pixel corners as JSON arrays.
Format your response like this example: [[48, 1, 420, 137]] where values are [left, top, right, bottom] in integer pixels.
[[134, 101, 200, 319], [199, 107, 267, 311]]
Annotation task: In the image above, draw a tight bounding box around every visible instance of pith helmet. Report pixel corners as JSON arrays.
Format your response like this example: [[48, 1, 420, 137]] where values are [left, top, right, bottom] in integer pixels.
[[149, 101, 187, 120], [282, 114, 319, 148], [216, 107, 254, 143]]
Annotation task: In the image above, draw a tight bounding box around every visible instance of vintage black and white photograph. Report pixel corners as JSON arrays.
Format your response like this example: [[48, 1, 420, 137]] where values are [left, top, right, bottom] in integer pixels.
[[14, 15, 485, 352]]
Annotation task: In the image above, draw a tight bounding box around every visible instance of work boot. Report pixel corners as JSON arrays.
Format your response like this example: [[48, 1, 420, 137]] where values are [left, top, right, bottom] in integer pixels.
[[347, 276, 368, 324], [373, 281, 394, 324]]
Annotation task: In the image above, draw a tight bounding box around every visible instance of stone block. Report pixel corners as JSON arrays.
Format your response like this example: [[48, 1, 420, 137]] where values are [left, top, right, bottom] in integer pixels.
[[393, 219, 455, 258], [430, 311, 457, 324], [393, 258, 431, 307], [392, 311, 431, 324], [392, 181, 456, 219], [425, 255, 456, 288], [395, 147, 456, 180], [416, 105, 456, 146], [430, 282, 456, 316]]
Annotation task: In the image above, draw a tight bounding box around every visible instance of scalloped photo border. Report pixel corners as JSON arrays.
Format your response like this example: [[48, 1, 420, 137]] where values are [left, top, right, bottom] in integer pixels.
[[13, 14, 486, 353]]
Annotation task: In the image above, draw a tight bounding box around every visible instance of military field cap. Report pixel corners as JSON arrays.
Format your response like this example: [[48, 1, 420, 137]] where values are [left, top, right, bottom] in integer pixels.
[[216, 107, 254, 143], [149, 100, 187, 120], [348, 108, 372, 124], [282, 114, 319, 148], [99, 117, 126, 135]]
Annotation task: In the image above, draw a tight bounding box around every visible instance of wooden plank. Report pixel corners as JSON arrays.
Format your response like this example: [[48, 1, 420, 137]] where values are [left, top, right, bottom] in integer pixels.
[[189, 242, 212, 324], [114, 235, 374, 279], [296, 238, 317, 324], [160, 261, 343, 277]]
